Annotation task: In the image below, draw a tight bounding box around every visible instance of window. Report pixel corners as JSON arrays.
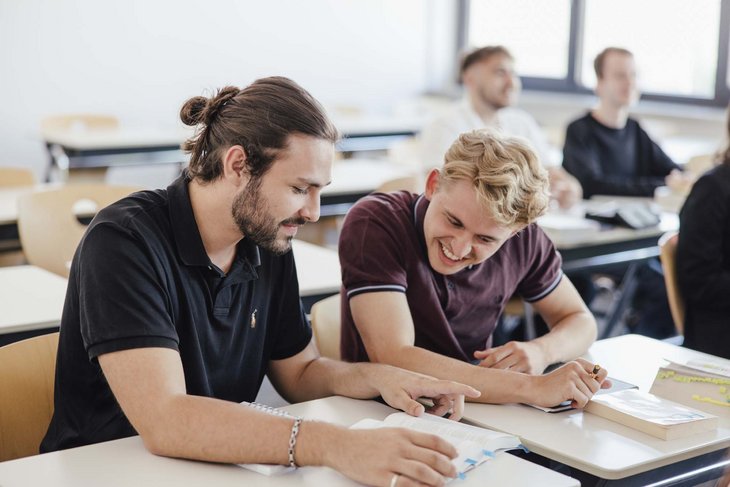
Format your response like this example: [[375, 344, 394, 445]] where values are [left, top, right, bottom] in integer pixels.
[[467, 0, 571, 79], [461, 0, 730, 105]]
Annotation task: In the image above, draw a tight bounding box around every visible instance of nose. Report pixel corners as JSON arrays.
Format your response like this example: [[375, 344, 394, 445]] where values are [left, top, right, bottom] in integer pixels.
[[300, 192, 321, 223], [451, 233, 472, 259]]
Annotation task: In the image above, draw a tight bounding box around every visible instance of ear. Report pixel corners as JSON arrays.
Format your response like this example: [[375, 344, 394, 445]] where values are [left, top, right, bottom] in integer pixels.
[[424, 169, 441, 200], [221, 145, 249, 187]]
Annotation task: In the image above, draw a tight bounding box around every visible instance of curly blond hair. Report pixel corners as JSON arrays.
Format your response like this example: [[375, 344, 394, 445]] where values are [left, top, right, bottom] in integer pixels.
[[440, 129, 550, 227]]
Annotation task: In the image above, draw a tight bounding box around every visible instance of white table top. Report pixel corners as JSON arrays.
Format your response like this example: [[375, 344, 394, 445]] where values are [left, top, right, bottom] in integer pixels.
[[0, 241, 337, 335], [0, 395, 578, 487], [463, 335, 730, 479], [291, 239, 340, 297], [538, 197, 679, 250], [322, 158, 415, 197], [42, 127, 192, 151], [0, 265, 67, 334]]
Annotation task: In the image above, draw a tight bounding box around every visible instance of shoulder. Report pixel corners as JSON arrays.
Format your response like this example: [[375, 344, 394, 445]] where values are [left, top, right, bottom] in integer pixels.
[[345, 191, 417, 224], [565, 113, 593, 135]]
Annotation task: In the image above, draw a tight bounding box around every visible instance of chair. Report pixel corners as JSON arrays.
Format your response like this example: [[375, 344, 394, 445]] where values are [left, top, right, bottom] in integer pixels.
[[310, 293, 342, 360], [17, 184, 139, 277], [0, 332, 59, 462], [0, 167, 35, 188], [658, 231, 685, 335]]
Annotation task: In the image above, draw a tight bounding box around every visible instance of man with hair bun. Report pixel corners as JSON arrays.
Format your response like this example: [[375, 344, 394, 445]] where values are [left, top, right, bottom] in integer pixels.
[[42, 76, 483, 487], [340, 129, 609, 407]]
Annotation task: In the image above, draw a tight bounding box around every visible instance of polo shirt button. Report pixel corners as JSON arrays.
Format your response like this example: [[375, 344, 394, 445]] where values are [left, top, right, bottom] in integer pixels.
[[447, 282, 455, 290], [207, 266, 213, 271]]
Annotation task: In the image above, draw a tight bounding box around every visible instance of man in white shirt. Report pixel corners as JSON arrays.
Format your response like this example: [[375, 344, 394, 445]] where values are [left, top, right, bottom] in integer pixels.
[[421, 46, 581, 209]]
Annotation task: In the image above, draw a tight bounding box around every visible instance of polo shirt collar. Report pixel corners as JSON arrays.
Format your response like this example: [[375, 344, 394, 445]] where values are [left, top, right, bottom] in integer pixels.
[[167, 173, 261, 271]]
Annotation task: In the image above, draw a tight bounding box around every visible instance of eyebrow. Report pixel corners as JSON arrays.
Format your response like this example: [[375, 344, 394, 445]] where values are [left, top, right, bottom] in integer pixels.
[[295, 177, 332, 189], [444, 210, 498, 242]]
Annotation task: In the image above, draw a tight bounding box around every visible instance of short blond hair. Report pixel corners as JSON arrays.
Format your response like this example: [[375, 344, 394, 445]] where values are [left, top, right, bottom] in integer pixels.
[[440, 129, 550, 227]]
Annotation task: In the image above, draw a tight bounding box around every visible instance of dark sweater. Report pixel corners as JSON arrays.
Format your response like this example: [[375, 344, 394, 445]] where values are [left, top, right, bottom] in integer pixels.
[[562, 113, 680, 198], [677, 163, 730, 358]]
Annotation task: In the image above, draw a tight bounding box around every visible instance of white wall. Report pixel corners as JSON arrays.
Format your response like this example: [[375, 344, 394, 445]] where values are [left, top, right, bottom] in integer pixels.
[[0, 0, 444, 180]]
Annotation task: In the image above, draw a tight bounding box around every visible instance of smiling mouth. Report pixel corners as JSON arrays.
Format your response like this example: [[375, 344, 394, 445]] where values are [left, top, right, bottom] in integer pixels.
[[440, 242, 463, 262]]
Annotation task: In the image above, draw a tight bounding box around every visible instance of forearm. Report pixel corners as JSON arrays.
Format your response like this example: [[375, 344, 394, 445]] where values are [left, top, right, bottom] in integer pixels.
[[375, 345, 532, 404], [137, 393, 343, 468], [531, 311, 596, 365], [284, 357, 385, 402]]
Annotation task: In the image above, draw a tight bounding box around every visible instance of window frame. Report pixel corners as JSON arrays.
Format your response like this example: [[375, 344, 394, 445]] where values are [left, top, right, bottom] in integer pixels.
[[458, 0, 730, 107]]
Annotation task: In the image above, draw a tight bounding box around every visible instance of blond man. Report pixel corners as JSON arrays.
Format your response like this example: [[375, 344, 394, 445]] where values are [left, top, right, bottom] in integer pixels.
[[340, 129, 608, 407]]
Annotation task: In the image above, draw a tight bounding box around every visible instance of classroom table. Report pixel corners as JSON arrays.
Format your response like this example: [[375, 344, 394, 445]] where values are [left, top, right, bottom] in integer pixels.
[[0, 395, 579, 486], [290, 239, 341, 311], [0, 240, 340, 344], [0, 265, 67, 345], [462, 334, 730, 486], [538, 197, 679, 338]]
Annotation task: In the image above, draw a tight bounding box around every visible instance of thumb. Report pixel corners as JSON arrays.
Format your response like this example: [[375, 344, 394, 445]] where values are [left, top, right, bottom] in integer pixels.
[[388, 388, 425, 417], [473, 349, 491, 359]]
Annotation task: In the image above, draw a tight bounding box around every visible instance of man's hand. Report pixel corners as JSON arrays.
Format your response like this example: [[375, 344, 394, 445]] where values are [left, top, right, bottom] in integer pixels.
[[527, 358, 610, 408], [363, 364, 481, 421], [326, 427, 458, 487], [474, 340, 547, 375], [665, 169, 695, 194]]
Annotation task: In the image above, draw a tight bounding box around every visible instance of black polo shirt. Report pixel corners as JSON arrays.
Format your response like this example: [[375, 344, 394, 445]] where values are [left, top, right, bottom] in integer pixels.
[[41, 174, 312, 452]]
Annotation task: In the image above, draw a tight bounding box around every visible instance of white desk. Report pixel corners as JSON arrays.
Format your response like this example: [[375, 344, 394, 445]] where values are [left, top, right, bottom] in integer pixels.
[[0, 396, 578, 486], [0, 265, 67, 335], [463, 335, 730, 482], [0, 241, 337, 339], [291, 239, 341, 298]]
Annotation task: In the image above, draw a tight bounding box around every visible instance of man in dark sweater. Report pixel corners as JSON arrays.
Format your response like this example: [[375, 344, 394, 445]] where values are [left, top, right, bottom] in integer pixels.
[[563, 47, 688, 340], [563, 47, 688, 198]]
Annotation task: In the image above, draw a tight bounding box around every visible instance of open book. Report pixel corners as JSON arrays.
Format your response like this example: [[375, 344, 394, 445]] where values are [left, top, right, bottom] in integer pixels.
[[351, 412, 523, 480], [584, 389, 718, 440]]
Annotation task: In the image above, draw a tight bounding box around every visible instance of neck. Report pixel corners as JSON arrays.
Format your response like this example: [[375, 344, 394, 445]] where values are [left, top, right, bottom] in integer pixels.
[[592, 102, 629, 129], [468, 93, 499, 126], [188, 179, 241, 272]]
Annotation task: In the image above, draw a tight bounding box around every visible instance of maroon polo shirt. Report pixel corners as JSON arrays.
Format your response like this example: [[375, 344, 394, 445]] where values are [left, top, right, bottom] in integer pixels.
[[339, 191, 562, 363]]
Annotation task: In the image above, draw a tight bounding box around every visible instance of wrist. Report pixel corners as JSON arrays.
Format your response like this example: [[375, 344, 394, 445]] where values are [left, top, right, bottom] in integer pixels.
[[514, 372, 541, 403], [294, 420, 343, 468]]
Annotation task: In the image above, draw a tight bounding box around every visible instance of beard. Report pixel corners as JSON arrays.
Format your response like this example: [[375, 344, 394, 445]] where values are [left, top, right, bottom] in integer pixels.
[[232, 178, 306, 255]]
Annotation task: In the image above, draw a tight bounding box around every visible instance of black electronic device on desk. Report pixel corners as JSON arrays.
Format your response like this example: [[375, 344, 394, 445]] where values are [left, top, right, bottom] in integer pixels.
[[585, 202, 660, 229]]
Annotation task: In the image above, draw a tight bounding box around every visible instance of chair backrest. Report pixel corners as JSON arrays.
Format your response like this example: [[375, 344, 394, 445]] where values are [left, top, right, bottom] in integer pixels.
[[310, 293, 342, 360], [17, 184, 139, 277], [40, 114, 119, 135], [0, 167, 35, 188], [658, 231, 685, 335], [0, 332, 59, 462]]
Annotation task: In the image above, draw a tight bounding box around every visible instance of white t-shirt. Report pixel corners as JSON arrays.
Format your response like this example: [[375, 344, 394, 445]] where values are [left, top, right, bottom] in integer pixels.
[[419, 99, 558, 172]]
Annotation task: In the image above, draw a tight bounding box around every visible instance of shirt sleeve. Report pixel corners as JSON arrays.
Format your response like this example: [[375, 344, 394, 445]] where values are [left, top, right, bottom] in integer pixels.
[[515, 224, 564, 302], [339, 198, 409, 300], [77, 222, 179, 360], [268, 253, 313, 360]]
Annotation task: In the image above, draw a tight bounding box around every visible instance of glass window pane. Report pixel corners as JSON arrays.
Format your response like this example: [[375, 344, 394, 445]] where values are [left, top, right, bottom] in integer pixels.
[[581, 0, 721, 99], [467, 0, 571, 79]]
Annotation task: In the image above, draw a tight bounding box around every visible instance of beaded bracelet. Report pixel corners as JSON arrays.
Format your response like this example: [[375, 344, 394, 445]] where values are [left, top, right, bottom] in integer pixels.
[[288, 417, 303, 468]]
